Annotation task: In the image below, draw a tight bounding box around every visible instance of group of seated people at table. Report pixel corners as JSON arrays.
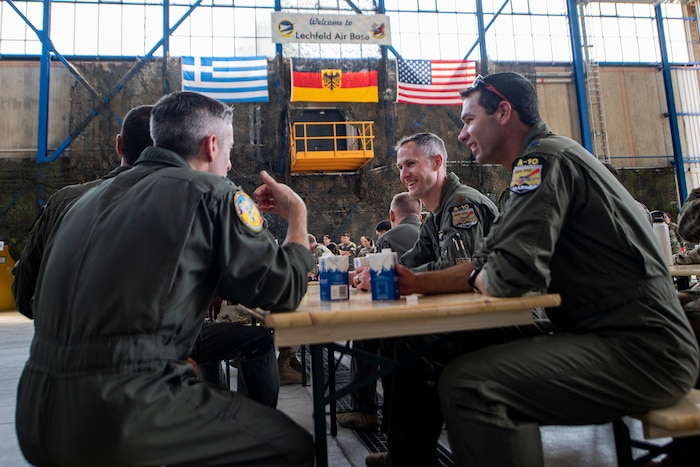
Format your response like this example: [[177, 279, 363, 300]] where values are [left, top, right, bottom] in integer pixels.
[[11, 73, 700, 467]]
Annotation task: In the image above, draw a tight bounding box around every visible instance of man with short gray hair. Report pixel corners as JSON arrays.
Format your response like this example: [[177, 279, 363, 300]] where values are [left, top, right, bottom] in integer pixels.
[[16, 91, 315, 467]]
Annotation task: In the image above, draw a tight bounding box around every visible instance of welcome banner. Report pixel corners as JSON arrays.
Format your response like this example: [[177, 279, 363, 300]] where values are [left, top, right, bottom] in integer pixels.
[[272, 13, 391, 45], [291, 59, 379, 103]]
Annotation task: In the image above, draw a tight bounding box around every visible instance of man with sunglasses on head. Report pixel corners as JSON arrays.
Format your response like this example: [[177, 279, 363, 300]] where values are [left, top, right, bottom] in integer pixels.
[[380, 72, 698, 467]]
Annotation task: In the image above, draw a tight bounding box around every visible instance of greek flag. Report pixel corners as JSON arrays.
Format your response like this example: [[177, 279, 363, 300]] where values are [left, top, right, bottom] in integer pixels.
[[182, 56, 269, 103]]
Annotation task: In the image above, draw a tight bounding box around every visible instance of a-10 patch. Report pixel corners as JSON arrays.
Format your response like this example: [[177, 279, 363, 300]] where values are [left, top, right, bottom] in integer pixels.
[[451, 203, 478, 228], [234, 191, 264, 233], [510, 156, 543, 194]]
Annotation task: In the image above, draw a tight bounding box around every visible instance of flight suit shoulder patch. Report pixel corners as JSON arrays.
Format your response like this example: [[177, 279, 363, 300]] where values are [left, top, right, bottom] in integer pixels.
[[233, 191, 264, 233], [451, 203, 479, 229], [510, 156, 544, 194]]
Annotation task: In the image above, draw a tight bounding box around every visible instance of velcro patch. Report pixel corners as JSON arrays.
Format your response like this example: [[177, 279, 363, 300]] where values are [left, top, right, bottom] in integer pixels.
[[234, 191, 264, 233], [510, 156, 543, 194], [451, 203, 478, 228]]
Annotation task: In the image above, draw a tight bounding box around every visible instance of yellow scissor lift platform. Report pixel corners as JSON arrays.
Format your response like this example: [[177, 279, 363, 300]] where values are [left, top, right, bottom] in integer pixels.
[[290, 121, 375, 173]]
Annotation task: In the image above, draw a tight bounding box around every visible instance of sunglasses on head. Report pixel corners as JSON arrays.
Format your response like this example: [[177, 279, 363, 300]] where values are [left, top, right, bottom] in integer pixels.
[[470, 75, 516, 110]]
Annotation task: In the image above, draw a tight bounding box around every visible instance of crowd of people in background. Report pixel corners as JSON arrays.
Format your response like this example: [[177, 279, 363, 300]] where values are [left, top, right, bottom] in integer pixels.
[[307, 217, 429, 280]]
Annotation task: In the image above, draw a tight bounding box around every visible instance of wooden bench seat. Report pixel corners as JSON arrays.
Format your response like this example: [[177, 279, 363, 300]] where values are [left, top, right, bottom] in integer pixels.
[[634, 388, 700, 439], [613, 388, 700, 466]]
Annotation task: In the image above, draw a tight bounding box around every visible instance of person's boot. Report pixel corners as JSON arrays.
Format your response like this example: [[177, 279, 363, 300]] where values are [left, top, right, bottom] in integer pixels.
[[337, 412, 380, 431], [365, 452, 388, 467], [278, 356, 304, 385], [289, 354, 304, 372]]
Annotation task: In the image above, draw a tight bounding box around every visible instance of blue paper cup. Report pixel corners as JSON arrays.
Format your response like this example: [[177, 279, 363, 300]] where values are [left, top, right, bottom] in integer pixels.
[[319, 256, 349, 301]]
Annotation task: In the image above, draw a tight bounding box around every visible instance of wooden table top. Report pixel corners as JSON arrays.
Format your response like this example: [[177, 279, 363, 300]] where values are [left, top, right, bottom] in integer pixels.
[[669, 264, 700, 276], [262, 289, 561, 346]]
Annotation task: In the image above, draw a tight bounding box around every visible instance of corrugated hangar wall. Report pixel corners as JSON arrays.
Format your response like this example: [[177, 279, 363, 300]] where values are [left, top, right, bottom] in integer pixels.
[[0, 58, 679, 259]]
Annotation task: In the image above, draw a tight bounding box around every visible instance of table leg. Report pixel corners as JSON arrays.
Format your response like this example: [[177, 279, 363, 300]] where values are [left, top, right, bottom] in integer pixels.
[[300, 345, 307, 386], [310, 344, 328, 467], [329, 346, 337, 437]]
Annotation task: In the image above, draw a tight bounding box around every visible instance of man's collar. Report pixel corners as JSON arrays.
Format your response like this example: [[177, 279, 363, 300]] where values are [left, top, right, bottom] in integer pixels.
[[135, 146, 190, 169]]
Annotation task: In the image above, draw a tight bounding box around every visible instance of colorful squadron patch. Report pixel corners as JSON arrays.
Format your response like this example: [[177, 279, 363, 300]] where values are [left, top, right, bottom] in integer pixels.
[[510, 156, 543, 194], [451, 203, 479, 229], [234, 191, 264, 233]]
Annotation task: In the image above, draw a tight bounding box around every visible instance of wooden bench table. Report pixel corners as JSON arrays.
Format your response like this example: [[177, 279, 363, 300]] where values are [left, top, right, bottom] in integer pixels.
[[669, 265, 700, 290], [613, 388, 700, 466], [251, 289, 562, 467]]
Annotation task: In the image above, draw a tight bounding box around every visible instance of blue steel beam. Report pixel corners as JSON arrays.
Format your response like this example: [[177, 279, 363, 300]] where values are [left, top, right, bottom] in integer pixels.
[[44, 0, 204, 165], [464, 0, 509, 62], [6, 0, 100, 166], [475, 0, 487, 75], [37, 0, 51, 167], [343, 0, 362, 14], [566, 0, 592, 153], [655, 5, 687, 203], [378, 0, 396, 154]]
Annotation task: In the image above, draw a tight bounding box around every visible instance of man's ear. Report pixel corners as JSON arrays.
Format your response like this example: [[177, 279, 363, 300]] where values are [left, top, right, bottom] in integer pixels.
[[498, 101, 514, 122], [433, 153, 444, 170], [203, 134, 218, 162], [115, 134, 123, 156]]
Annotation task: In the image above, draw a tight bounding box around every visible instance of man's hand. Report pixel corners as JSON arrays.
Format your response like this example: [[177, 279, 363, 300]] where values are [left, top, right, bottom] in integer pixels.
[[254, 170, 306, 221], [253, 170, 308, 247], [351, 266, 371, 291]]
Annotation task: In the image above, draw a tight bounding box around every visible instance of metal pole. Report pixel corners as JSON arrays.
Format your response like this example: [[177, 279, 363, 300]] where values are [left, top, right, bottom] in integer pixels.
[[36, 0, 51, 168], [655, 5, 687, 203], [567, 0, 593, 152]]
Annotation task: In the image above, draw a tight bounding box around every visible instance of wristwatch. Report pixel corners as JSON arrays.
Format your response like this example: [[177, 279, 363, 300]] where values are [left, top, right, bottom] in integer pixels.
[[468, 266, 481, 291]]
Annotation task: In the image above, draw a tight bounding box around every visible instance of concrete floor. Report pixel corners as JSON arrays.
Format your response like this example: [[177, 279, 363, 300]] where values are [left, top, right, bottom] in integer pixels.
[[1, 310, 658, 467]]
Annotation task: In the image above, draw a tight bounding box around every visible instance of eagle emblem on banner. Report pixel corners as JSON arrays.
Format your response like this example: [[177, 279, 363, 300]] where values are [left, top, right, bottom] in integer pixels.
[[322, 69, 342, 91]]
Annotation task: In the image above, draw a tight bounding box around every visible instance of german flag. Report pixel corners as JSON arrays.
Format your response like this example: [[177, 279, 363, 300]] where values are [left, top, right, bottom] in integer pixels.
[[291, 58, 379, 103]]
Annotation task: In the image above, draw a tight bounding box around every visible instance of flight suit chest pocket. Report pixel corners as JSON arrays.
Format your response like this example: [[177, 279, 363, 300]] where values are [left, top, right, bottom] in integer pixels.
[[439, 231, 471, 265]]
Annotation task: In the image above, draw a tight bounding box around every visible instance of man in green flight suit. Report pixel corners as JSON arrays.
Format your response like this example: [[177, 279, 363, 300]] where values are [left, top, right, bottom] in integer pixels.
[[15, 92, 315, 467], [386, 72, 698, 467], [396, 132, 498, 271], [362, 132, 500, 467], [13, 104, 283, 408], [11, 106, 153, 319]]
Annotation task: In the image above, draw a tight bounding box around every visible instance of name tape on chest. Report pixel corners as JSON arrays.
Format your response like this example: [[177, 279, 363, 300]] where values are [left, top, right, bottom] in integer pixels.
[[234, 191, 264, 233], [510, 157, 543, 194]]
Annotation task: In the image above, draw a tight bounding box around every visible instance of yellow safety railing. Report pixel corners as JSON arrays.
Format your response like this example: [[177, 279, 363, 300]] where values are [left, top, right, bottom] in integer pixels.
[[290, 120, 375, 173]]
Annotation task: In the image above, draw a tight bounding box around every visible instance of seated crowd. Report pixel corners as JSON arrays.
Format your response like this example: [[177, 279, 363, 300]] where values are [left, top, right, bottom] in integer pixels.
[[10, 72, 700, 467]]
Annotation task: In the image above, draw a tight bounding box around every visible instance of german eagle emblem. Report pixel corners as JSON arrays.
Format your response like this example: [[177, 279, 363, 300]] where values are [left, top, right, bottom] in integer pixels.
[[322, 69, 342, 91]]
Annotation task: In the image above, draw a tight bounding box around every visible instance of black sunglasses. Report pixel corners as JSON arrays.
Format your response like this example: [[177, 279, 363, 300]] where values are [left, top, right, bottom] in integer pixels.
[[470, 74, 516, 110]]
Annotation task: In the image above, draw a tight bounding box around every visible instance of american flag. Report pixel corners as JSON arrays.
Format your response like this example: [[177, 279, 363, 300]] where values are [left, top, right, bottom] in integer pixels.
[[182, 56, 269, 103], [396, 59, 477, 106]]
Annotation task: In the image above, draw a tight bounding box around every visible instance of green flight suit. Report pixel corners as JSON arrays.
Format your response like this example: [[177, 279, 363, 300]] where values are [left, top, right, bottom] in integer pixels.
[[400, 172, 498, 271], [378, 177, 498, 459], [16, 147, 315, 467], [439, 120, 699, 467], [376, 216, 421, 258], [12, 166, 129, 319]]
